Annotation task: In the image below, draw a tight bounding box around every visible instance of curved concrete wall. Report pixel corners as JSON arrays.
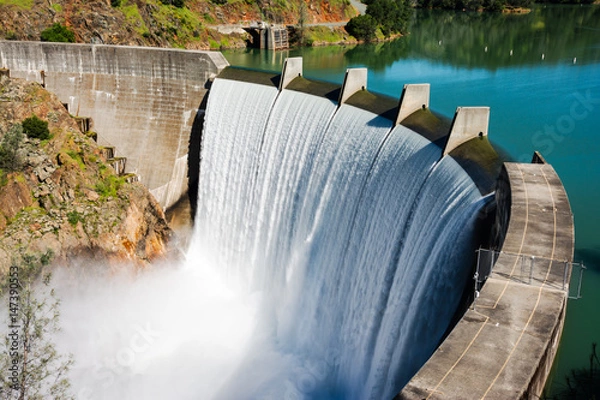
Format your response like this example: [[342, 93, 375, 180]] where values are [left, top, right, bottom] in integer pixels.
[[0, 41, 228, 209], [399, 161, 574, 400]]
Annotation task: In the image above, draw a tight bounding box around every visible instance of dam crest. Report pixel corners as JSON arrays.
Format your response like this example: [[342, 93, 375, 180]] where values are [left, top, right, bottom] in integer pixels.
[[0, 41, 575, 399]]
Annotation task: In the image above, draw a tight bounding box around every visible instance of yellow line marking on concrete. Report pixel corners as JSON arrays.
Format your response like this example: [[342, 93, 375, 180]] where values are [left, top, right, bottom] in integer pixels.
[[426, 316, 490, 400], [481, 166, 558, 399]]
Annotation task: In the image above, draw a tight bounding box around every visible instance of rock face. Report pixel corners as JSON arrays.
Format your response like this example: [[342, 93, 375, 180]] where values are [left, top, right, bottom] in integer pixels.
[[0, 75, 171, 277], [0, 0, 355, 49]]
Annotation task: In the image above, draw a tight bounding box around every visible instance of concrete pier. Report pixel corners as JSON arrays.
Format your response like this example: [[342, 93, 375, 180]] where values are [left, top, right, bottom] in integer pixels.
[[444, 107, 490, 156], [339, 68, 368, 104], [396, 83, 430, 124], [279, 57, 303, 91]]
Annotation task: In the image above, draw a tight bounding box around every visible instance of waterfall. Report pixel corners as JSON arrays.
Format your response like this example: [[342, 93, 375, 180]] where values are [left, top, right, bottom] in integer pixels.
[[195, 78, 488, 399]]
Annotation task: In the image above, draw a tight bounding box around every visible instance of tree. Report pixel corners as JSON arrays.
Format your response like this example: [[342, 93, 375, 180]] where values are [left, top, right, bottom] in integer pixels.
[[22, 115, 50, 141], [547, 343, 600, 399], [346, 0, 412, 41], [0, 124, 24, 172], [40, 23, 75, 43], [160, 0, 185, 7], [366, 0, 412, 37], [0, 254, 74, 400], [297, 0, 309, 46], [345, 14, 378, 42]]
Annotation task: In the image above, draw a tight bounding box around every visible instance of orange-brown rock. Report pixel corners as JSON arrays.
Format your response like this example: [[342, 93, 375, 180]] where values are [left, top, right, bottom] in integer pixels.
[[0, 178, 33, 221], [0, 75, 172, 278]]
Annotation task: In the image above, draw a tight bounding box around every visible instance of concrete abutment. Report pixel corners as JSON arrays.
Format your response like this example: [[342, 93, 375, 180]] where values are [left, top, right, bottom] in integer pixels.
[[0, 41, 228, 210]]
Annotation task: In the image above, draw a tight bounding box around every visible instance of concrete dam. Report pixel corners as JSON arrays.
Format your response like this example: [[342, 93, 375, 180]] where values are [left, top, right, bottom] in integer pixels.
[[0, 41, 575, 399]]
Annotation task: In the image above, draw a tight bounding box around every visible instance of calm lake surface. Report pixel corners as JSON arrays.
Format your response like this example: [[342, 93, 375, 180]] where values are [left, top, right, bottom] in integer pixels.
[[222, 5, 600, 395]]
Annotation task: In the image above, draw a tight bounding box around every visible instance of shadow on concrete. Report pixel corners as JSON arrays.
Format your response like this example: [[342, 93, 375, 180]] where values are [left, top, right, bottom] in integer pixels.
[[187, 94, 209, 221], [218, 66, 280, 88], [286, 76, 340, 102]]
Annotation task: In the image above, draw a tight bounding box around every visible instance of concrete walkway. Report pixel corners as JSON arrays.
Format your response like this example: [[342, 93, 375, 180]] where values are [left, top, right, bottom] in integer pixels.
[[349, 0, 367, 15], [399, 162, 575, 399]]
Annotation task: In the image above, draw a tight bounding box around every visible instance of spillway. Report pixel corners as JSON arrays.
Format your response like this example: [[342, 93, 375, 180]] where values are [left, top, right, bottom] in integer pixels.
[[193, 76, 490, 399]]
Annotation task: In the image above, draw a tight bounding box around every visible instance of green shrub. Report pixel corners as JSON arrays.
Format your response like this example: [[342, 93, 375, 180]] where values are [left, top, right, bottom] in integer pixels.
[[0, 124, 24, 171], [67, 211, 81, 226], [40, 249, 55, 265], [346, 14, 377, 42], [40, 23, 75, 43], [111, 0, 121, 6], [365, 0, 411, 37], [95, 175, 125, 198], [0, 170, 7, 187], [22, 115, 50, 140], [161, 0, 185, 7], [66, 150, 86, 170]]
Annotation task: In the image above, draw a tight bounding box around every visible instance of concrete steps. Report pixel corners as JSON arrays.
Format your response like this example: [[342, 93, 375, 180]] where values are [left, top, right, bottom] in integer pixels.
[[107, 157, 127, 175], [75, 117, 137, 182]]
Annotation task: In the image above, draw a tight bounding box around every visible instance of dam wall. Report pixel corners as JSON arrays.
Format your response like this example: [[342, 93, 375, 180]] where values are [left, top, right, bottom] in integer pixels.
[[0, 41, 228, 209], [399, 160, 575, 399]]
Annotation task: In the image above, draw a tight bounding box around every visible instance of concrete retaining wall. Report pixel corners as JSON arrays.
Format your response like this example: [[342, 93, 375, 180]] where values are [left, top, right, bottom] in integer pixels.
[[0, 41, 228, 209]]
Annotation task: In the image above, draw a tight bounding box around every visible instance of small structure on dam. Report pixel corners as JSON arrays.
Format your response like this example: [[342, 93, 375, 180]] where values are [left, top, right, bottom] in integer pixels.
[[0, 41, 575, 399], [243, 22, 290, 50]]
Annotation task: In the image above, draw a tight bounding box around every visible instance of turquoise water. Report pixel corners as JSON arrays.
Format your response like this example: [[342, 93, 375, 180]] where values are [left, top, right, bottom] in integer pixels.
[[222, 5, 600, 396]]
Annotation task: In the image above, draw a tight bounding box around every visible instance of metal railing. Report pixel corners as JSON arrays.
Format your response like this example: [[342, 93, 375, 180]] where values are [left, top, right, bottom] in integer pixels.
[[474, 248, 585, 301]]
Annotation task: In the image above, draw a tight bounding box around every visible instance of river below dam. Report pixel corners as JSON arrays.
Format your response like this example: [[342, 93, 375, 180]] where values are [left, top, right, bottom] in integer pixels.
[[222, 4, 600, 396]]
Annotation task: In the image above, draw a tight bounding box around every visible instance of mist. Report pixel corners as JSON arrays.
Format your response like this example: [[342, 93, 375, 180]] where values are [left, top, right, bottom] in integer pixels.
[[51, 237, 307, 400]]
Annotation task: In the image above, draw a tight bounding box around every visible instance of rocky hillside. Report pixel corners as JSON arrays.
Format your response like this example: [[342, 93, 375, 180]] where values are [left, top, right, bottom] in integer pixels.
[[0, 74, 171, 279], [0, 0, 356, 49]]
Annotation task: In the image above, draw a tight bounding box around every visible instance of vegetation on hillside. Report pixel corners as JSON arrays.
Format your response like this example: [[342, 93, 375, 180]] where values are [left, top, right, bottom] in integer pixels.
[[0, 0, 356, 49], [40, 23, 75, 43], [346, 0, 412, 41], [0, 125, 24, 173], [0, 76, 171, 276], [22, 115, 50, 140]]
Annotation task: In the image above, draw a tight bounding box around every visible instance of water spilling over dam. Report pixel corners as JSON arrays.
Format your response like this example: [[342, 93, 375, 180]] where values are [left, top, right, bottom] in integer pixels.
[[195, 76, 489, 398]]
